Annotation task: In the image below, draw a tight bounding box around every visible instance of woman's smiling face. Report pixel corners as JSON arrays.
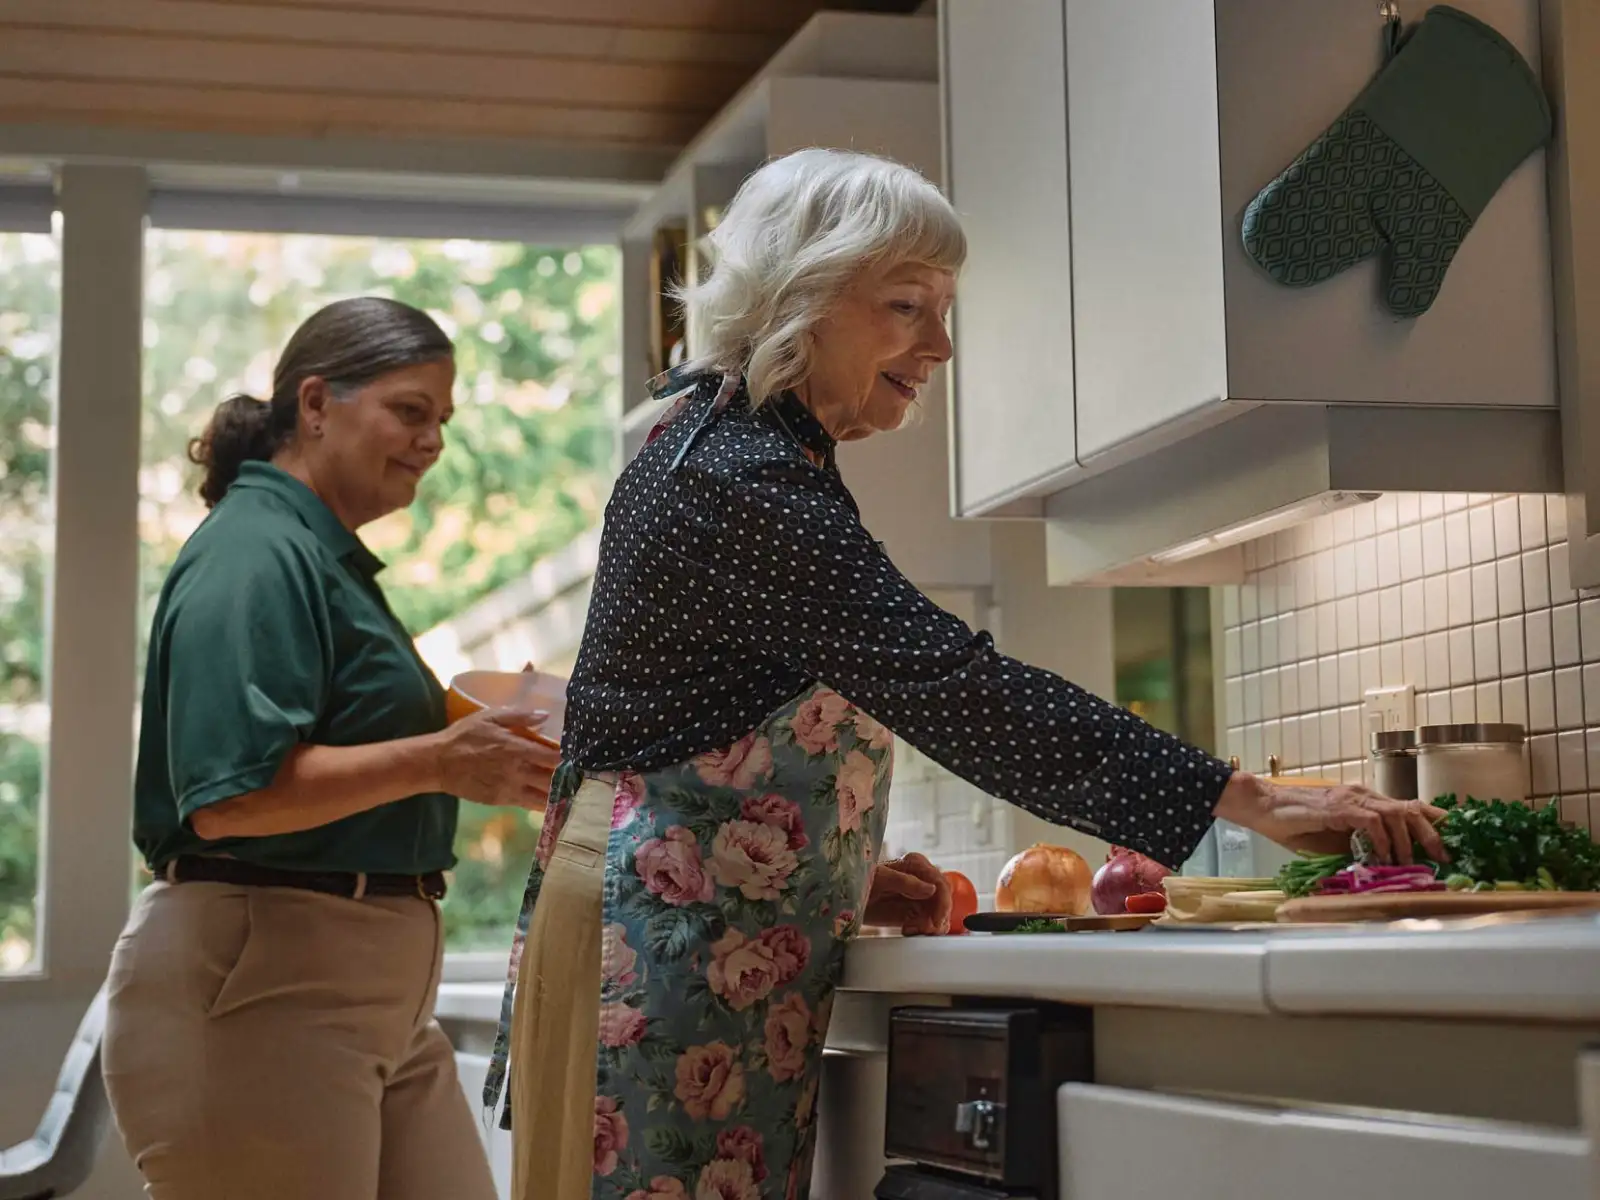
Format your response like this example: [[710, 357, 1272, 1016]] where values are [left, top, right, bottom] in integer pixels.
[[799, 261, 956, 442]]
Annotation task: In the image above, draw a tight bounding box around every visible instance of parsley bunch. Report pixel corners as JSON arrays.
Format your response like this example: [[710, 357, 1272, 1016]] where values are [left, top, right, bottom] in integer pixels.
[[1426, 795, 1600, 892]]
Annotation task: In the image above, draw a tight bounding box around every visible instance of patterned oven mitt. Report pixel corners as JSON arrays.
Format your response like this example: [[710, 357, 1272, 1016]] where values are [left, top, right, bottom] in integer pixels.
[[1242, 4, 1551, 318]]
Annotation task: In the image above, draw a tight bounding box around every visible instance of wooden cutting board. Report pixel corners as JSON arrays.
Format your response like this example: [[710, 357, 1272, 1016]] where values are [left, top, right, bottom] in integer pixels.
[[1277, 890, 1600, 923]]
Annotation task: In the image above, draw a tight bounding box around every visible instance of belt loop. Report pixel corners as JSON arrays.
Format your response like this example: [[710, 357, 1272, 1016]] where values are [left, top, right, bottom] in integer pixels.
[[352, 871, 367, 900], [165, 860, 178, 884]]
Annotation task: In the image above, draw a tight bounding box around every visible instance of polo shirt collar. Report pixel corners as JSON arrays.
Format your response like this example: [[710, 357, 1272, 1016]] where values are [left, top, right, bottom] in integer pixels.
[[229, 462, 386, 577]]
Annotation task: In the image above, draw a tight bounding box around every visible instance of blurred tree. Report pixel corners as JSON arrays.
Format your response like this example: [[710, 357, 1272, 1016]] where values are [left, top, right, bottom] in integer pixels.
[[0, 228, 618, 965]]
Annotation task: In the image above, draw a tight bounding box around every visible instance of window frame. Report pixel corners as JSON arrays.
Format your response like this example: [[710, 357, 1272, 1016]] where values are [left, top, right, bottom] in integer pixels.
[[1, 163, 628, 998]]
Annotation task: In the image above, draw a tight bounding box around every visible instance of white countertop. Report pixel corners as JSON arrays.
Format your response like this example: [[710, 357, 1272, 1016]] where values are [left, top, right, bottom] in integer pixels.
[[435, 914, 1600, 1027]]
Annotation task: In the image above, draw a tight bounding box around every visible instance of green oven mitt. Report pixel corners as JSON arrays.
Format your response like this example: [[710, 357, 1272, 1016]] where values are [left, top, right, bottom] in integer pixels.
[[1242, 5, 1551, 318]]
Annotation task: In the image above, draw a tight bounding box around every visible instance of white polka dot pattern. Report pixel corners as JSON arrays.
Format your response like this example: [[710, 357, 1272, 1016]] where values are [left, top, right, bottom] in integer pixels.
[[565, 373, 1231, 869]]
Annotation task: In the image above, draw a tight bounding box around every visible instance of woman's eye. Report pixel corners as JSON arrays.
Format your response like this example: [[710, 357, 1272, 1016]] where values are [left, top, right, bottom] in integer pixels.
[[891, 301, 919, 315]]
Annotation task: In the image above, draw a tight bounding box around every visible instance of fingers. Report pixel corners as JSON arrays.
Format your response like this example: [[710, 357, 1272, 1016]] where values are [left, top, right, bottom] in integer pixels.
[[1409, 803, 1450, 862], [1371, 801, 1412, 864], [486, 706, 550, 729], [873, 863, 936, 900], [1347, 805, 1392, 862]]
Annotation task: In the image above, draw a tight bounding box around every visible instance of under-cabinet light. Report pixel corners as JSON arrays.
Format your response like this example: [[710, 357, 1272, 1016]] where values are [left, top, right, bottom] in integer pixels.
[[1149, 492, 1381, 565]]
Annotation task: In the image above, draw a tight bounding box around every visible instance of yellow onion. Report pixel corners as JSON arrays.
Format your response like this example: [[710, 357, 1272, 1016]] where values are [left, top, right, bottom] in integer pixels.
[[994, 843, 1093, 914]]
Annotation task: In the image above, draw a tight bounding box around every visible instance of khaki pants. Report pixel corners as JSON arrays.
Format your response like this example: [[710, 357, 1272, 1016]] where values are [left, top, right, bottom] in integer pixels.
[[509, 777, 610, 1200], [103, 880, 497, 1200]]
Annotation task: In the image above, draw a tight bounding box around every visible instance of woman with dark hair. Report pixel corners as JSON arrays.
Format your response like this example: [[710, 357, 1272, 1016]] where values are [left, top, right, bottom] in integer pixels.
[[103, 297, 557, 1199]]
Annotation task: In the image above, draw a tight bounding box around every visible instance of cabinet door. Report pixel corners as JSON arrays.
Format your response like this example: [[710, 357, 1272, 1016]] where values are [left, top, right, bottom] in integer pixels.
[[942, 0, 1077, 517], [1059, 1084, 1592, 1199], [1066, 0, 1230, 463]]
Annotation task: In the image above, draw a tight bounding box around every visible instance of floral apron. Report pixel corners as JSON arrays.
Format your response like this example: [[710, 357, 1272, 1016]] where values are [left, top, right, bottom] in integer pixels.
[[485, 683, 893, 1200]]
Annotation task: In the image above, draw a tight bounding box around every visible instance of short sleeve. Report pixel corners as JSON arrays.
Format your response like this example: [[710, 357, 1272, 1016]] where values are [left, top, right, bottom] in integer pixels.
[[157, 541, 333, 822], [643, 458, 1230, 869]]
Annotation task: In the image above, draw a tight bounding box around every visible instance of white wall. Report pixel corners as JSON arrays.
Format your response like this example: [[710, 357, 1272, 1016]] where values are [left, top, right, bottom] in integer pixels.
[[880, 523, 1116, 907]]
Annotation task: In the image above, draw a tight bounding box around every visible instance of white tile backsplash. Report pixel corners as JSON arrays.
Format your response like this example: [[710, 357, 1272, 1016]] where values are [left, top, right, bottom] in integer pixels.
[[1222, 494, 1595, 833]]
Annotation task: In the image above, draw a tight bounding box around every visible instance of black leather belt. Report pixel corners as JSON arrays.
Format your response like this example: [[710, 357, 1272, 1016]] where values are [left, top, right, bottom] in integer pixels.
[[164, 855, 448, 901]]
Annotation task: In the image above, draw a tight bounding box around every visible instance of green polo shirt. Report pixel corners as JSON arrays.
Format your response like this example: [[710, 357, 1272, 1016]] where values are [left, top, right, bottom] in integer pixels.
[[133, 462, 458, 875]]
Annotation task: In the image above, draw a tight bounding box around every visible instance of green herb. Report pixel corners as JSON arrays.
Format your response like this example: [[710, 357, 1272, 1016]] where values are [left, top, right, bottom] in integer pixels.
[[1424, 795, 1600, 892], [1011, 918, 1067, 933], [1275, 852, 1352, 899], [1277, 797, 1600, 896]]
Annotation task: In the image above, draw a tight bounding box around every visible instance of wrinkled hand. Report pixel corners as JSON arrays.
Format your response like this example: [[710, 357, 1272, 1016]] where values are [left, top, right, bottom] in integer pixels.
[[435, 707, 560, 811], [864, 852, 953, 935], [1216, 773, 1448, 864]]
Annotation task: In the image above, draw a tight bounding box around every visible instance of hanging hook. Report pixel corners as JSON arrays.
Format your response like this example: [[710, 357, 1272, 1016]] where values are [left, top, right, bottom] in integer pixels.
[[1379, 1, 1404, 62]]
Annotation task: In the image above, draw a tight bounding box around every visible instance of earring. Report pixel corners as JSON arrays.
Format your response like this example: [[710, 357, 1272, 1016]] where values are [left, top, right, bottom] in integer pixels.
[[310, 425, 323, 438]]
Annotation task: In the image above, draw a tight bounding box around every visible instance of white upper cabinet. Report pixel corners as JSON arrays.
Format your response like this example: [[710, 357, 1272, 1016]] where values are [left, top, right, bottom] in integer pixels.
[[942, 0, 1564, 578], [1066, 0, 1231, 463], [942, 0, 1078, 518]]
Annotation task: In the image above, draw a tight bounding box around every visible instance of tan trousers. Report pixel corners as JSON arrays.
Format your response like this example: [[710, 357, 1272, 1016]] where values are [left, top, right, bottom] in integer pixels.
[[103, 880, 497, 1200], [509, 777, 611, 1200]]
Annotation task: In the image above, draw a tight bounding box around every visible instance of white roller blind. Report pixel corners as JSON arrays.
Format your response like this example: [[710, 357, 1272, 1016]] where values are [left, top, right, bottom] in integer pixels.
[[0, 184, 56, 233], [146, 189, 628, 244]]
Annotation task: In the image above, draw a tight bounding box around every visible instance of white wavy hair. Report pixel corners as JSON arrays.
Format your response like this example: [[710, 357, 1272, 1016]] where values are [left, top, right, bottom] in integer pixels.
[[677, 147, 966, 405]]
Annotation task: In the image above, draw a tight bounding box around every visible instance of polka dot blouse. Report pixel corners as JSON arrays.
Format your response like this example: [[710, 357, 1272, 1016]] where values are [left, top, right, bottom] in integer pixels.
[[563, 370, 1233, 870]]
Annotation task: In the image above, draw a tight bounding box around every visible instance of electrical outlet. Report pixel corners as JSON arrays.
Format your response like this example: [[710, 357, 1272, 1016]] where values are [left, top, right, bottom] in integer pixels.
[[921, 814, 941, 849], [1363, 684, 1416, 739]]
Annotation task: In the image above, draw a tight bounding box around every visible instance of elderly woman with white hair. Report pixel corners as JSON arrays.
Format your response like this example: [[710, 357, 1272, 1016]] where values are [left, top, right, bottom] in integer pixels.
[[484, 148, 1446, 1200]]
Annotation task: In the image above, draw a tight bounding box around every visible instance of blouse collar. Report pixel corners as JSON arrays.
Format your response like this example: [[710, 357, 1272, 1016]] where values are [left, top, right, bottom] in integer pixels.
[[766, 390, 837, 467]]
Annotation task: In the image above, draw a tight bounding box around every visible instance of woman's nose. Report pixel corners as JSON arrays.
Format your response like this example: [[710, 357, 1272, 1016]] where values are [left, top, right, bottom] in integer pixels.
[[922, 315, 953, 364]]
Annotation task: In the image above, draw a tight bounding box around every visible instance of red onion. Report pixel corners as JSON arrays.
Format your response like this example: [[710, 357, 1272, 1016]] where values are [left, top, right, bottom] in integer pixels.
[[1090, 846, 1172, 915]]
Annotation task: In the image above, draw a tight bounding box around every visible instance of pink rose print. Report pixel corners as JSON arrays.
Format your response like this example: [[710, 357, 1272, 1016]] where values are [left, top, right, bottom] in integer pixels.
[[763, 993, 812, 1083], [635, 826, 715, 906], [835, 750, 877, 834], [833, 910, 857, 938], [694, 735, 773, 789], [598, 1002, 648, 1048], [602, 923, 638, 987], [791, 688, 852, 756], [627, 1180, 689, 1200], [706, 930, 782, 1011], [694, 1159, 760, 1200], [740, 794, 809, 851], [757, 925, 811, 985], [593, 1095, 629, 1177], [710, 820, 798, 900], [612, 773, 645, 830], [715, 1126, 768, 1182], [674, 1042, 746, 1121], [852, 707, 894, 751]]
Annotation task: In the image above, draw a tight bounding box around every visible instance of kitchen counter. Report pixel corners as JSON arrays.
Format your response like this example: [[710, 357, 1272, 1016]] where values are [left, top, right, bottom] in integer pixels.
[[838, 912, 1600, 1022], [435, 918, 1600, 1198]]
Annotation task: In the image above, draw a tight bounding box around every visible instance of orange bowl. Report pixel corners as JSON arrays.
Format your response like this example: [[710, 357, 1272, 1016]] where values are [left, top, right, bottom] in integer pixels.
[[445, 669, 566, 749]]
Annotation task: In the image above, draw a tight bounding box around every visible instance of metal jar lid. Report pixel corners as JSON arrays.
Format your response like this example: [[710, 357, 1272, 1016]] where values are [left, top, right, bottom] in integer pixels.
[[1370, 729, 1417, 755], [1415, 723, 1526, 747]]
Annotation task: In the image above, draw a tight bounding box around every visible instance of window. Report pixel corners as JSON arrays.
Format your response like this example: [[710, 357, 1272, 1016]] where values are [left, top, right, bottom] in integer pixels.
[[139, 228, 619, 951], [0, 215, 61, 975]]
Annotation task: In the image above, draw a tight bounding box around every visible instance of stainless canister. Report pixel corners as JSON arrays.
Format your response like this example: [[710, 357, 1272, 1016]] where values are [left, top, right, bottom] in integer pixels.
[[1370, 729, 1418, 800], [1415, 723, 1528, 807]]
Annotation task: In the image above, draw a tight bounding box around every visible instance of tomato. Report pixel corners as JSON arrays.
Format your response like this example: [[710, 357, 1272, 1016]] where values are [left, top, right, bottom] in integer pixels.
[[944, 870, 980, 935], [1125, 892, 1167, 915]]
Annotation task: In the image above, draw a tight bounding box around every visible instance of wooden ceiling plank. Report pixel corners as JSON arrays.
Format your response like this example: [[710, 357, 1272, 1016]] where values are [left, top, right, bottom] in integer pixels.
[[171, 0, 831, 37], [0, 0, 784, 66], [0, 75, 708, 143], [0, 27, 746, 109]]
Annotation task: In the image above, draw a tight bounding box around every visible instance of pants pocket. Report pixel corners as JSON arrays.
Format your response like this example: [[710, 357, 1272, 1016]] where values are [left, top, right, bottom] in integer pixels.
[[202, 889, 257, 1018]]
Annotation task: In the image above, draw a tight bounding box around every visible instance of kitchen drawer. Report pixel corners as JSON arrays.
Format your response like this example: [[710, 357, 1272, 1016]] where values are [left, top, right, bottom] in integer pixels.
[[1057, 1084, 1591, 1200]]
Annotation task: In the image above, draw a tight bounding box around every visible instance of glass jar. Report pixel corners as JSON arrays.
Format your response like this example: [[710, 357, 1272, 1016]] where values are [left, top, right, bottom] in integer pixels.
[[1370, 729, 1418, 800], [1415, 724, 1528, 807]]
